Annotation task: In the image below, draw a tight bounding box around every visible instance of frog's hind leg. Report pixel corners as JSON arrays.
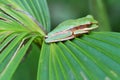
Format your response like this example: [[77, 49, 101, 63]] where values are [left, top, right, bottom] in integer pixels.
[[74, 30, 89, 35], [46, 35, 75, 43], [59, 35, 75, 42]]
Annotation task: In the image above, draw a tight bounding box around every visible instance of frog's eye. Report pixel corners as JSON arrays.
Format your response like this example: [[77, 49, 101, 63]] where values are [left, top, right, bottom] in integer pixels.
[[86, 15, 93, 18]]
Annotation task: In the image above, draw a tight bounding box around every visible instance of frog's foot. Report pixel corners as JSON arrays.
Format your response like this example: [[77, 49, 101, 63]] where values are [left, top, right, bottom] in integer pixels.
[[45, 36, 48, 38]]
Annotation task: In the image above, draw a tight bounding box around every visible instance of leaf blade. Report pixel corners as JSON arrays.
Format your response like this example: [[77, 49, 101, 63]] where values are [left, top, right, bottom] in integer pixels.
[[38, 32, 120, 80], [13, 0, 51, 32], [0, 36, 35, 80]]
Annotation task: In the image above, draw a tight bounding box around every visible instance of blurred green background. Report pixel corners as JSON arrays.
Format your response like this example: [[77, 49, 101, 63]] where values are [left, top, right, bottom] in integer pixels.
[[47, 0, 120, 32]]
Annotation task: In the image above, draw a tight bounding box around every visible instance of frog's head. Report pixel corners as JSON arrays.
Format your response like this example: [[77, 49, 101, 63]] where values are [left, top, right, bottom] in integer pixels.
[[83, 15, 98, 30], [77, 15, 98, 25], [85, 15, 98, 24]]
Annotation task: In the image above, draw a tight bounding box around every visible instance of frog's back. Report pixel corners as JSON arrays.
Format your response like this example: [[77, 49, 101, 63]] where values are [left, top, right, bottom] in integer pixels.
[[48, 19, 76, 36], [48, 15, 96, 36]]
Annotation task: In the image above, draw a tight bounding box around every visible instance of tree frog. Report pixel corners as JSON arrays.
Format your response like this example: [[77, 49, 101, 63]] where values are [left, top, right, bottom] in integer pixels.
[[45, 15, 98, 43]]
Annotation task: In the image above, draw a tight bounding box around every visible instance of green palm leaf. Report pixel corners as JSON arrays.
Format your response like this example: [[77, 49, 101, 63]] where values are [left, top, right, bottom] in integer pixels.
[[0, 0, 49, 79], [13, 0, 51, 32], [38, 32, 120, 80], [0, 1, 45, 36], [0, 34, 36, 80], [0, 0, 120, 80]]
